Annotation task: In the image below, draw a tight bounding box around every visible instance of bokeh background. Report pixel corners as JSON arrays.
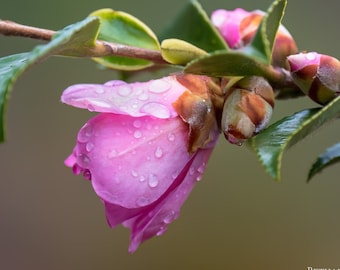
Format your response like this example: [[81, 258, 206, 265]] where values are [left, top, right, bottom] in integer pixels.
[[1, 0, 339, 269]]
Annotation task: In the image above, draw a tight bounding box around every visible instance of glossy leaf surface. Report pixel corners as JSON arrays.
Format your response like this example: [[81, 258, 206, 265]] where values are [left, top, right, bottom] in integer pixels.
[[89, 9, 160, 70], [0, 17, 101, 142], [159, 0, 228, 52], [250, 0, 287, 63], [248, 96, 340, 181], [308, 143, 340, 181], [184, 50, 270, 77]]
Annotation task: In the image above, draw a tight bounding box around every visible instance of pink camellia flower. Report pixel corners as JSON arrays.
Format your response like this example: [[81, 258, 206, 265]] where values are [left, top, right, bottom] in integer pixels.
[[61, 75, 219, 253], [288, 52, 340, 105], [211, 8, 298, 67]]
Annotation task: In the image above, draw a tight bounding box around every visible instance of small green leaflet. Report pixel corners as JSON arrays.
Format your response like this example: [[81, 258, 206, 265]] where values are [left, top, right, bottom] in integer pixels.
[[308, 143, 340, 181], [89, 9, 161, 70], [159, 0, 228, 52], [250, 0, 287, 64], [248, 96, 340, 181], [0, 17, 101, 143]]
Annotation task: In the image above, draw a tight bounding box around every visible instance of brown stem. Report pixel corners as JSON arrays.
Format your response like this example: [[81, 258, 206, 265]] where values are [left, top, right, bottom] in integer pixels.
[[0, 20, 168, 64], [0, 20, 55, 41]]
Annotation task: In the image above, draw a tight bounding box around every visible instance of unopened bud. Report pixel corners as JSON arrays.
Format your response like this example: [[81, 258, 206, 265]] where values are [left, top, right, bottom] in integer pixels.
[[211, 8, 298, 68], [288, 52, 340, 105], [221, 76, 274, 145]]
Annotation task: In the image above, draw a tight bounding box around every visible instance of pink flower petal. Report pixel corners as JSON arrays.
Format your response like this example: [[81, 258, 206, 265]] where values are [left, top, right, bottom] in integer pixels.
[[211, 8, 250, 48], [61, 76, 187, 119], [120, 146, 214, 253], [287, 52, 321, 72], [71, 113, 194, 209]]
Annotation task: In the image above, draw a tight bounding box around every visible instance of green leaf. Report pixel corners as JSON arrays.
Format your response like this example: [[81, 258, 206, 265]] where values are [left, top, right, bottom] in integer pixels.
[[249, 0, 287, 63], [159, 0, 228, 52], [0, 17, 101, 142], [161, 38, 207, 65], [248, 95, 340, 181], [308, 143, 340, 182], [184, 50, 271, 77], [89, 9, 160, 70]]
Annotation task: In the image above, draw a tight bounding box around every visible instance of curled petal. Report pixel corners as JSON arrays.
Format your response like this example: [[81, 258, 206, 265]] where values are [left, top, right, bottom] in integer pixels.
[[61, 76, 187, 119], [66, 112, 218, 252], [116, 147, 214, 253]]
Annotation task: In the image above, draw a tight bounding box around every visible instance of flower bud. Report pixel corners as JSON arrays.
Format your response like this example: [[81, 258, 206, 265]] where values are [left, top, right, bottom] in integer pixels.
[[288, 52, 340, 105], [211, 8, 298, 67], [221, 76, 274, 145]]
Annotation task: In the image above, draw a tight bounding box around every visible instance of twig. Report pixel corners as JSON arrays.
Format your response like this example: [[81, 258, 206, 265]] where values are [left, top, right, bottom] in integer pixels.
[[0, 20, 168, 64]]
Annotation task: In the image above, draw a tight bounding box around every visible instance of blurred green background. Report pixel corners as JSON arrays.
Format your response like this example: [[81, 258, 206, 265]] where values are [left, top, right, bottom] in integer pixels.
[[1, 0, 339, 269]]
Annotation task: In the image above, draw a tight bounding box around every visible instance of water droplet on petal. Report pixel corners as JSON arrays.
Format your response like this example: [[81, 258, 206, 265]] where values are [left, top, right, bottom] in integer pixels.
[[86, 142, 94, 152], [83, 169, 92, 180], [196, 175, 203, 181], [95, 87, 105, 94], [134, 130, 142, 139], [77, 154, 90, 169], [148, 174, 159, 188], [167, 133, 175, 142], [140, 102, 171, 118], [136, 196, 149, 207], [148, 80, 170, 93], [78, 123, 93, 143], [189, 167, 195, 175], [163, 211, 176, 224], [138, 92, 149, 101], [131, 170, 138, 177], [139, 175, 146, 182], [118, 85, 132, 96], [156, 226, 167, 236], [197, 162, 206, 174], [154, 146, 163, 158], [133, 119, 142, 128], [108, 149, 118, 159], [88, 99, 112, 109]]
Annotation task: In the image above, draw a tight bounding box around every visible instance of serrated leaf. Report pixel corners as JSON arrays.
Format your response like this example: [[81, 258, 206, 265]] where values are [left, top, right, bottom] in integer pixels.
[[89, 9, 160, 70], [159, 0, 228, 52], [184, 50, 271, 77], [308, 143, 340, 181], [249, 0, 287, 63], [0, 17, 101, 142], [248, 95, 340, 181]]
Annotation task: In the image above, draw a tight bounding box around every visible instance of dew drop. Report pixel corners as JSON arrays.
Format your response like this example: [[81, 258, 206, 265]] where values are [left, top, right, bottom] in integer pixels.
[[133, 130, 142, 139], [78, 123, 93, 143], [148, 80, 170, 93], [138, 92, 149, 101], [140, 102, 171, 119], [118, 85, 132, 96], [154, 146, 163, 158], [95, 87, 105, 94], [77, 154, 90, 169], [83, 169, 92, 180], [156, 226, 167, 236], [167, 133, 175, 142], [196, 175, 203, 181], [189, 167, 195, 175], [133, 119, 142, 128], [136, 196, 149, 207], [139, 175, 146, 182], [163, 211, 176, 224], [131, 170, 138, 177], [197, 162, 206, 174], [86, 142, 94, 152], [108, 149, 118, 158], [148, 174, 159, 188]]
